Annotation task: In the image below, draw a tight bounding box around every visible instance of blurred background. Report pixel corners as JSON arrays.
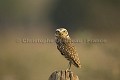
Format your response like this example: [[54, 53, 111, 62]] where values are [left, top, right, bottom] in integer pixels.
[[0, 0, 120, 80]]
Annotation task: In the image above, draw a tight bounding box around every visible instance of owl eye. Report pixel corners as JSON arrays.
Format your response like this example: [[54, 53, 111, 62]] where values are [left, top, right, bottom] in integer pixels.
[[63, 30, 66, 33], [56, 31, 59, 34]]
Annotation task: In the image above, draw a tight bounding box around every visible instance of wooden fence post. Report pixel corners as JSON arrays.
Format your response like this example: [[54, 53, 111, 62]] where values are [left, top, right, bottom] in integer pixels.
[[49, 70, 79, 80]]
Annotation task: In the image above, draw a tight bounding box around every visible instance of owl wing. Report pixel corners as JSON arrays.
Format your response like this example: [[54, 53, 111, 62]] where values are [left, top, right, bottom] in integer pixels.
[[63, 39, 81, 68], [66, 45, 81, 68]]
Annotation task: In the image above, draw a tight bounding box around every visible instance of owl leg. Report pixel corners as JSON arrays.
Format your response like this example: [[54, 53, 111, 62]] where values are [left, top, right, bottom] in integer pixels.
[[68, 61, 72, 70], [66, 62, 71, 71]]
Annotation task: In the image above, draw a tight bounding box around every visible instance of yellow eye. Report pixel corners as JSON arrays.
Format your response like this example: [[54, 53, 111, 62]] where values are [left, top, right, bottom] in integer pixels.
[[56, 31, 59, 34], [63, 30, 66, 33]]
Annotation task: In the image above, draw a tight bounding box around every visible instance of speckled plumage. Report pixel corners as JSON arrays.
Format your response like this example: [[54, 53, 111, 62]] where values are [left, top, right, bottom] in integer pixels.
[[55, 28, 81, 69]]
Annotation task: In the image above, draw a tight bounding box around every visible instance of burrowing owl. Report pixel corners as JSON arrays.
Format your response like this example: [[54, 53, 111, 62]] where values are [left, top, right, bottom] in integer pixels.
[[55, 28, 81, 70]]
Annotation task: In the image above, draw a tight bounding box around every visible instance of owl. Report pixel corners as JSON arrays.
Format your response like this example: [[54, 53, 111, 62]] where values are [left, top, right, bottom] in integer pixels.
[[55, 28, 81, 70]]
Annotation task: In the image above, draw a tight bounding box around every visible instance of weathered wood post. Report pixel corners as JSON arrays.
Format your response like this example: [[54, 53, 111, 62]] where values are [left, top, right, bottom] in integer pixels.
[[49, 70, 79, 80]]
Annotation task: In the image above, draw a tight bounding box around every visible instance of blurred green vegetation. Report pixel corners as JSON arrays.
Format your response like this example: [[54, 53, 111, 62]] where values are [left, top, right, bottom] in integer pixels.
[[0, 0, 120, 80]]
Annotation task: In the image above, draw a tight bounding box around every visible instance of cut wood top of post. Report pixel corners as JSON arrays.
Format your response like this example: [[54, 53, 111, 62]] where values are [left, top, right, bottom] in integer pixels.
[[49, 70, 79, 80]]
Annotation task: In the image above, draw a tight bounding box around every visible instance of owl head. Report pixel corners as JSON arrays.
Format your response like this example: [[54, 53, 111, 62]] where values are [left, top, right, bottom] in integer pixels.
[[55, 28, 69, 38]]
